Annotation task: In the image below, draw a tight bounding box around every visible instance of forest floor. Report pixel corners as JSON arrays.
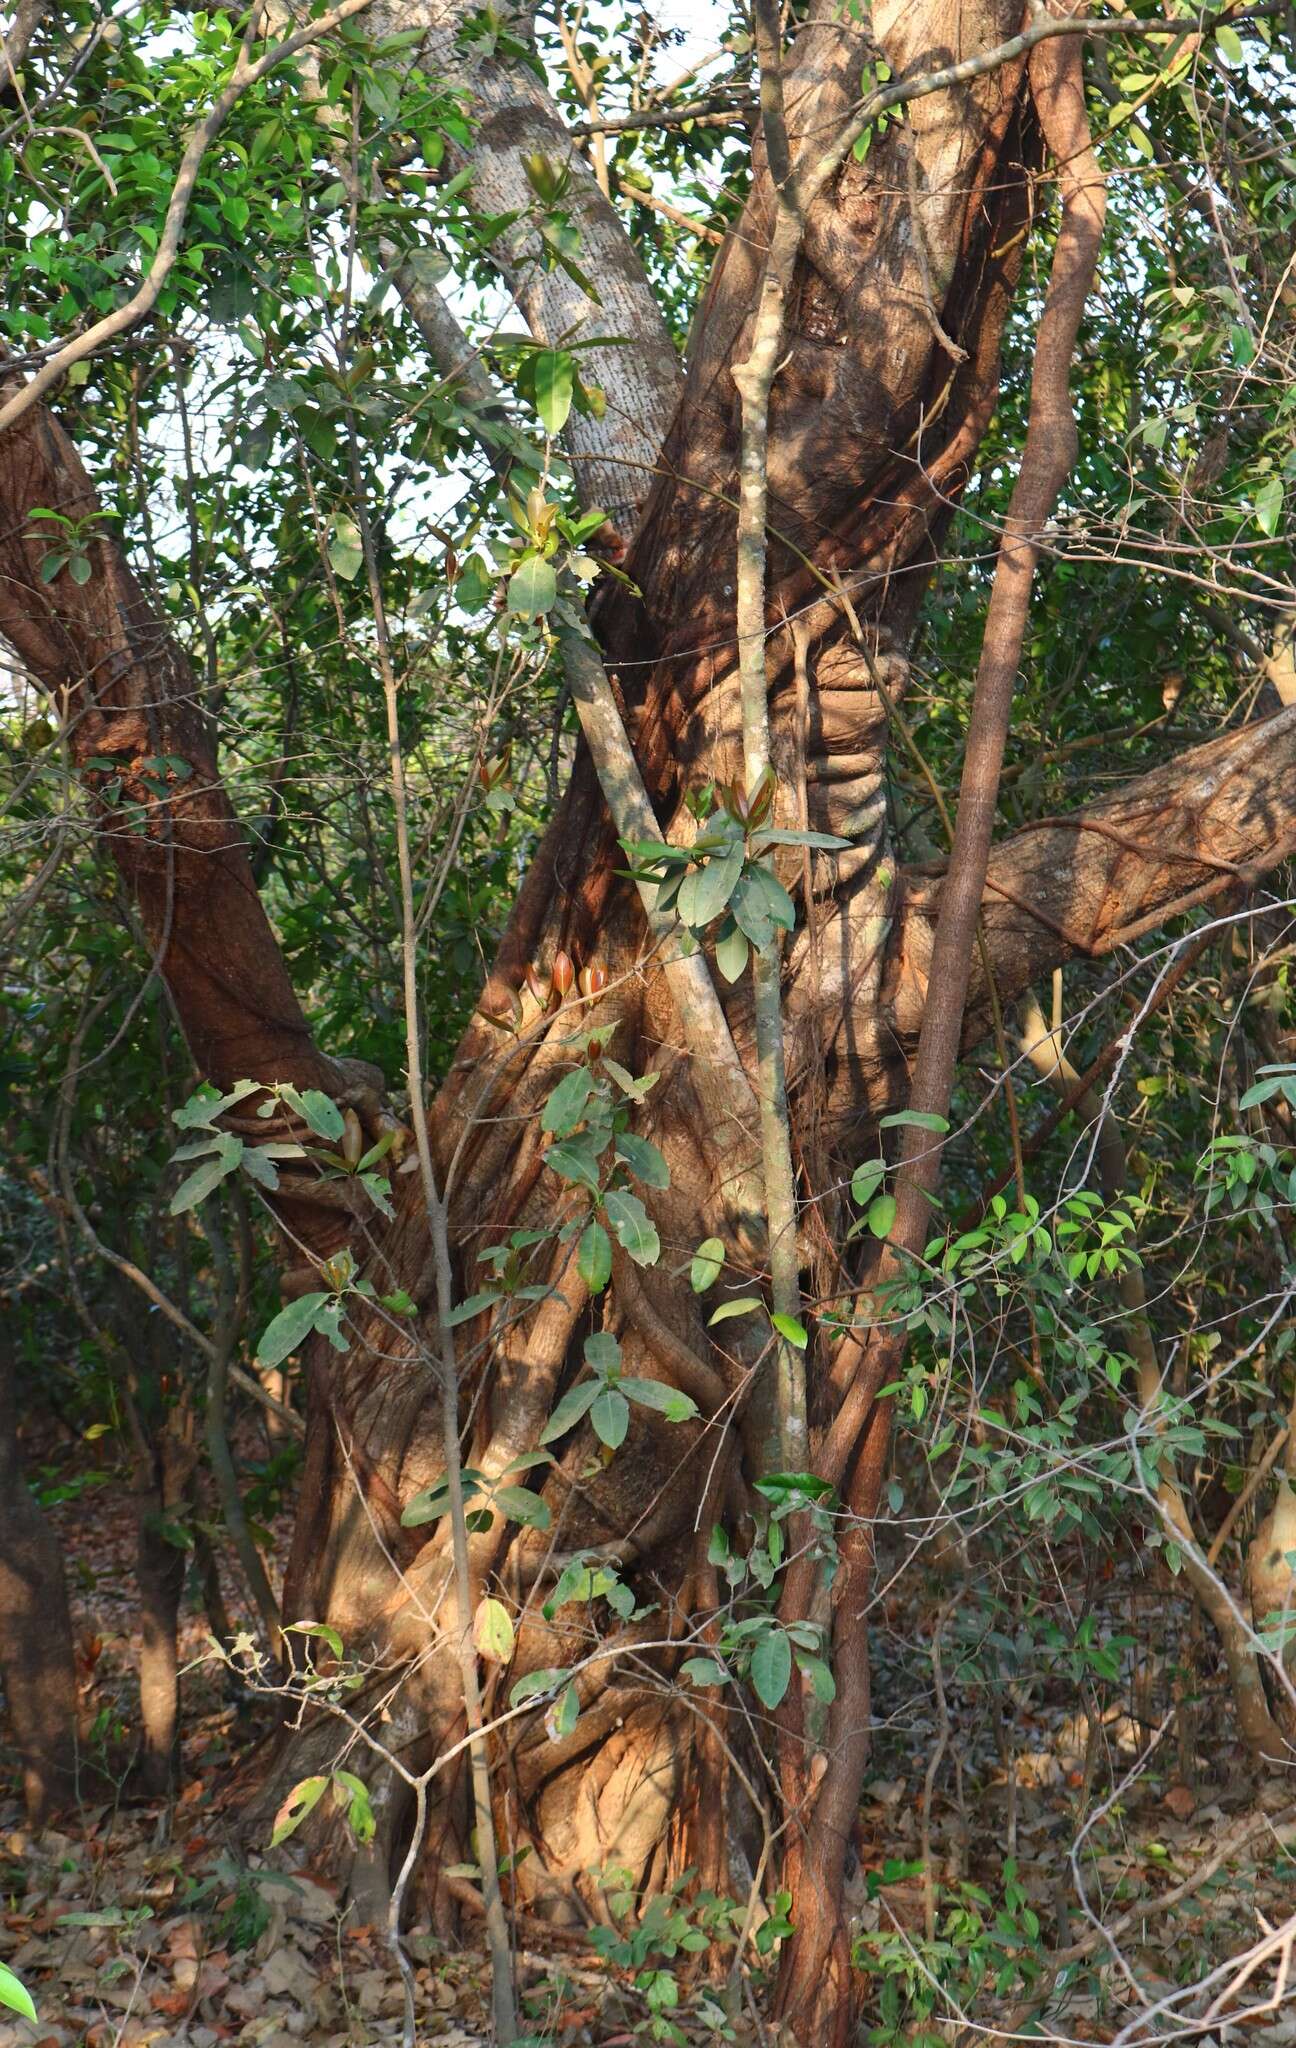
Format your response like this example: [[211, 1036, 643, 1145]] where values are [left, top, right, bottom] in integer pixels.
[[3, 1418, 1296, 2047]]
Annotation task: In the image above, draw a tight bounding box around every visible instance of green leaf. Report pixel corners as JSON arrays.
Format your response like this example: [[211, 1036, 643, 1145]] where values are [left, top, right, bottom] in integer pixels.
[[256, 1292, 329, 1369], [1255, 476, 1283, 537], [402, 246, 450, 287], [584, 1330, 622, 1372], [331, 1771, 375, 1845], [510, 1666, 567, 1705], [0, 1962, 36, 2024], [1228, 322, 1256, 366], [279, 1085, 345, 1140], [285, 1619, 345, 1658], [508, 554, 557, 617], [532, 348, 575, 436], [879, 1110, 950, 1133], [730, 865, 795, 950], [795, 1651, 836, 1703], [602, 1057, 658, 1102], [771, 1313, 808, 1350], [446, 1288, 500, 1326], [620, 1376, 698, 1423], [240, 1145, 281, 1192], [170, 1133, 243, 1213], [492, 1484, 551, 1530], [578, 1218, 613, 1294], [750, 1628, 792, 1709], [456, 552, 495, 612], [547, 1558, 608, 1610], [614, 1131, 670, 1188], [541, 1066, 594, 1135], [545, 1134, 602, 1190], [851, 1160, 885, 1207], [680, 1655, 728, 1688], [475, 1596, 515, 1662], [867, 1194, 897, 1240], [328, 516, 364, 581], [756, 1471, 834, 1502], [1214, 21, 1243, 62], [677, 842, 743, 928], [522, 150, 567, 203], [691, 1237, 725, 1292], [715, 918, 749, 983], [753, 828, 851, 851], [400, 1483, 451, 1527], [548, 1679, 580, 1739], [604, 1187, 660, 1266], [539, 1378, 600, 1443], [172, 1079, 251, 1130], [271, 1774, 328, 1846], [709, 1296, 761, 1325], [590, 1385, 630, 1448]]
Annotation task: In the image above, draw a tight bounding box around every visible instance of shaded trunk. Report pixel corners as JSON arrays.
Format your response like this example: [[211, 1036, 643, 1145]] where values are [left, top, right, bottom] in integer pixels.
[[131, 1414, 199, 1798], [0, 1334, 80, 1826]]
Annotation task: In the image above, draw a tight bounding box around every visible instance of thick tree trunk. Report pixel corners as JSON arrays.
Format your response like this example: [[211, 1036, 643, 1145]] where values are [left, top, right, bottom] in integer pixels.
[[0, 1334, 80, 1826], [271, 8, 1296, 2037], [5, 1, 1296, 2036]]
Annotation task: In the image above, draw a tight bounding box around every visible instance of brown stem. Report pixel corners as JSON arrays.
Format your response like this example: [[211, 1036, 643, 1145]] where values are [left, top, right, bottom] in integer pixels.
[[775, 30, 1106, 2039]]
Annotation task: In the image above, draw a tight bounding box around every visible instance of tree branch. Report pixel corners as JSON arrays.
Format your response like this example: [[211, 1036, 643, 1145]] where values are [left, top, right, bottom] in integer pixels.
[[0, 381, 344, 1104], [370, 0, 681, 532], [895, 705, 1296, 1041], [0, 0, 379, 438]]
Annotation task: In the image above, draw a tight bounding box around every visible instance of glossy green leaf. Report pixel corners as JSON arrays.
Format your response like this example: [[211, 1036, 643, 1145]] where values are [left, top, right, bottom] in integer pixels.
[[508, 554, 557, 617], [0, 1964, 36, 2024], [709, 1295, 761, 1325], [691, 1236, 725, 1291], [614, 1131, 670, 1188], [532, 348, 575, 435], [539, 1378, 600, 1444], [256, 1291, 329, 1369], [620, 1376, 698, 1422], [590, 1385, 630, 1447], [541, 1066, 594, 1135], [750, 1628, 792, 1709], [677, 842, 743, 928], [578, 1218, 613, 1294], [604, 1187, 660, 1266]]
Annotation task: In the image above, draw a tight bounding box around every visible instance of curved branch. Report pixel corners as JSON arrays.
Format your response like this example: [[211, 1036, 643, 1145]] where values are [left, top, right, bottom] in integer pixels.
[[0, 383, 344, 1099], [895, 705, 1296, 1041]]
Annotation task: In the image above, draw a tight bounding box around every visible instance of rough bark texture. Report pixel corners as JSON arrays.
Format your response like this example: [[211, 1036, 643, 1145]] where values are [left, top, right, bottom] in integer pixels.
[[0, 393, 341, 1102], [0, 1335, 80, 1826], [3, 0, 1296, 2034], [374, 0, 682, 531]]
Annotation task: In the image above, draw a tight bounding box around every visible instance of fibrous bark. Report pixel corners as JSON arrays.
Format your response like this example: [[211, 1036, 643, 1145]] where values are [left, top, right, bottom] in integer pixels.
[[3, 0, 1296, 2036]]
